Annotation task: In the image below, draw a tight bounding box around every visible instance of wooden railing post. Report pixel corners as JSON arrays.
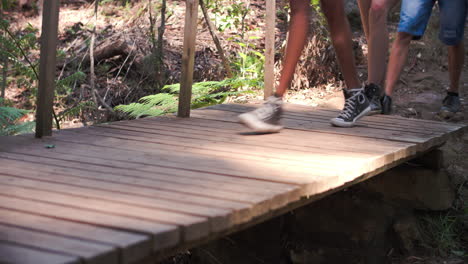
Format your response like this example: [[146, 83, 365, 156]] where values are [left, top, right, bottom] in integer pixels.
[[35, 0, 60, 138], [264, 0, 275, 99], [178, 0, 199, 118]]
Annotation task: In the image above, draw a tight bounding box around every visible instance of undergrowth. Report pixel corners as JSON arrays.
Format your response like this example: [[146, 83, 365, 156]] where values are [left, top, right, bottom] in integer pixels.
[[418, 204, 468, 259], [115, 78, 256, 118], [0, 98, 34, 135]]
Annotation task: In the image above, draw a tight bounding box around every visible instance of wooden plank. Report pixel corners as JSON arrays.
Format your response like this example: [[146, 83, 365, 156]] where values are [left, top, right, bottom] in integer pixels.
[[210, 103, 457, 135], [264, 0, 275, 99], [100, 120, 417, 156], [1, 135, 421, 213], [278, 104, 464, 133], [0, 168, 236, 233], [0, 182, 208, 242], [287, 103, 465, 128], [35, 0, 60, 138], [0, 152, 303, 224], [0, 145, 288, 202], [0, 155, 297, 226], [102, 120, 420, 163], [0, 153, 251, 211], [62, 126, 375, 171], [189, 107, 451, 147], [0, 195, 179, 250], [4, 149, 290, 195], [2, 133, 339, 184], [178, 0, 199, 117], [3, 153, 291, 198], [78, 126, 420, 177], [0, 208, 150, 264], [0, 241, 79, 264], [0, 223, 117, 264]]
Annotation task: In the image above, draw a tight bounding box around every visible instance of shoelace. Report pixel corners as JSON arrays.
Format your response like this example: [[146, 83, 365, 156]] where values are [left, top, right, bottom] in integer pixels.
[[339, 92, 365, 120]]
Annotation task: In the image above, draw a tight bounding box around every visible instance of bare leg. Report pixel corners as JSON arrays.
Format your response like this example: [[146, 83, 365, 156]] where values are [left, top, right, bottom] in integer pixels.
[[358, 0, 372, 40], [366, 0, 397, 85], [384, 32, 412, 96], [321, 0, 361, 90], [447, 41, 464, 93], [276, 0, 311, 97]]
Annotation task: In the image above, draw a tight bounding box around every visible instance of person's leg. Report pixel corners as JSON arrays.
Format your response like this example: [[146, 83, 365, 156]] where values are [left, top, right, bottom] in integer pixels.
[[384, 32, 413, 97], [358, 0, 372, 41], [276, 0, 311, 97], [358, 0, 398, 115], [366, 0, 398, 86], [439, 42, 465, 115], [447, 42, 464, 93], [239, 0, 311, 133], [322, 0, 375, 126], [321, 0, 361, 90], [438, 0, 466, 114], [383, 0, 435, 114]]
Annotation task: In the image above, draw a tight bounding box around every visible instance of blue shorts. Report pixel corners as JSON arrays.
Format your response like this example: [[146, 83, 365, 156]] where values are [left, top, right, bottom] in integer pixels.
[[398, 0, 467, 45]]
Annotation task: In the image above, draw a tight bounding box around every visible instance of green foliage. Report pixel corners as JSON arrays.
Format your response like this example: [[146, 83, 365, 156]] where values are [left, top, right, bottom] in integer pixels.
[[115, 78, 254, 118], [232, 45, 265, 81], [57, 101, 96, 122], [420, 211, 466, 257], [0, 98, 34, 135], [115, 93, 177, 118], [205, 0, 250, 33], [56, 71, 86, 95], [1, 0, 15, 10], [0, 19, 39, 97]]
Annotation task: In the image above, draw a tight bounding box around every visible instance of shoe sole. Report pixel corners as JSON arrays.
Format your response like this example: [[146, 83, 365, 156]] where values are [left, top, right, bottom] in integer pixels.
[[330, 106, 372, 128], [239, 113, 283, 133]]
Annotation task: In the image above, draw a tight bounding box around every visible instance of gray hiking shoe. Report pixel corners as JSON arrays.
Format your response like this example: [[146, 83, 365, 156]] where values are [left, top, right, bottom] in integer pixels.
[[364, 83, 382, 115], [331, 88, 371, 127], [440, 93, 461, 116], [239, 96, 283, 133]]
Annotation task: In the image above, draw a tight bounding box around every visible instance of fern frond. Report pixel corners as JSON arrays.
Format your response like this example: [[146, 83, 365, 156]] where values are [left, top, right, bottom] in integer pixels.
[[116, 78, 256, 119], [161, 83, 181, 94], [139, 93, 176, 106], [0, 121, 35, 136], [0, 103, 34, 136], [0, 106, 29, 126], [56, 71, 86, 93]]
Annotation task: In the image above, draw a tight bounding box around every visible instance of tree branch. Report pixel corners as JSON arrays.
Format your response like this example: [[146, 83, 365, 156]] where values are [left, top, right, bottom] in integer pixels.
[[199, 0, 233, 78]]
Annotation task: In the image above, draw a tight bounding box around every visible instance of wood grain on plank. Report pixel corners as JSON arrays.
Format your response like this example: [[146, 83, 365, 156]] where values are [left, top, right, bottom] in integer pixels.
[[0, 241, 79, 264], [0, 208, 150, 264], [0, 223, 117, 264], [0, 182, 208, 242], [0, 168, 236, 233], [0, 195, 179, 250]]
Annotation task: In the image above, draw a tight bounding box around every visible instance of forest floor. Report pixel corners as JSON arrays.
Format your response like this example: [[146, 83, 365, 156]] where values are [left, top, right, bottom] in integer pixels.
[[4, 1, 468, 263]]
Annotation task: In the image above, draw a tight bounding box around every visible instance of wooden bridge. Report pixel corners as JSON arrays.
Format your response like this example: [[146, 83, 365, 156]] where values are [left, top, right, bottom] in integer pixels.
[[1, 103, 466, 264]]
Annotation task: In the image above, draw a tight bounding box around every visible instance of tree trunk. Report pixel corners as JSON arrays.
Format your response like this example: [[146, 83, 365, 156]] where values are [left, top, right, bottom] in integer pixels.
[[199, 0, 233, 78], [155, 0, 166, 87], [1, 59, 7, 100], [0, 8, 7, 100], [89, 0, 99, 110]]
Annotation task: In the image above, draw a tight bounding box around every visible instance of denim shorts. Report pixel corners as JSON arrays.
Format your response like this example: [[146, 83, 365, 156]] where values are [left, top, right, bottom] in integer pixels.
[[398, 0, 467, 45]]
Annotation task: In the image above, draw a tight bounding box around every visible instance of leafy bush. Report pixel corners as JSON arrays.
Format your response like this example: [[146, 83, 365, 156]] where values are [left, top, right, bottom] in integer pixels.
[[0, 98, 34, 135]]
